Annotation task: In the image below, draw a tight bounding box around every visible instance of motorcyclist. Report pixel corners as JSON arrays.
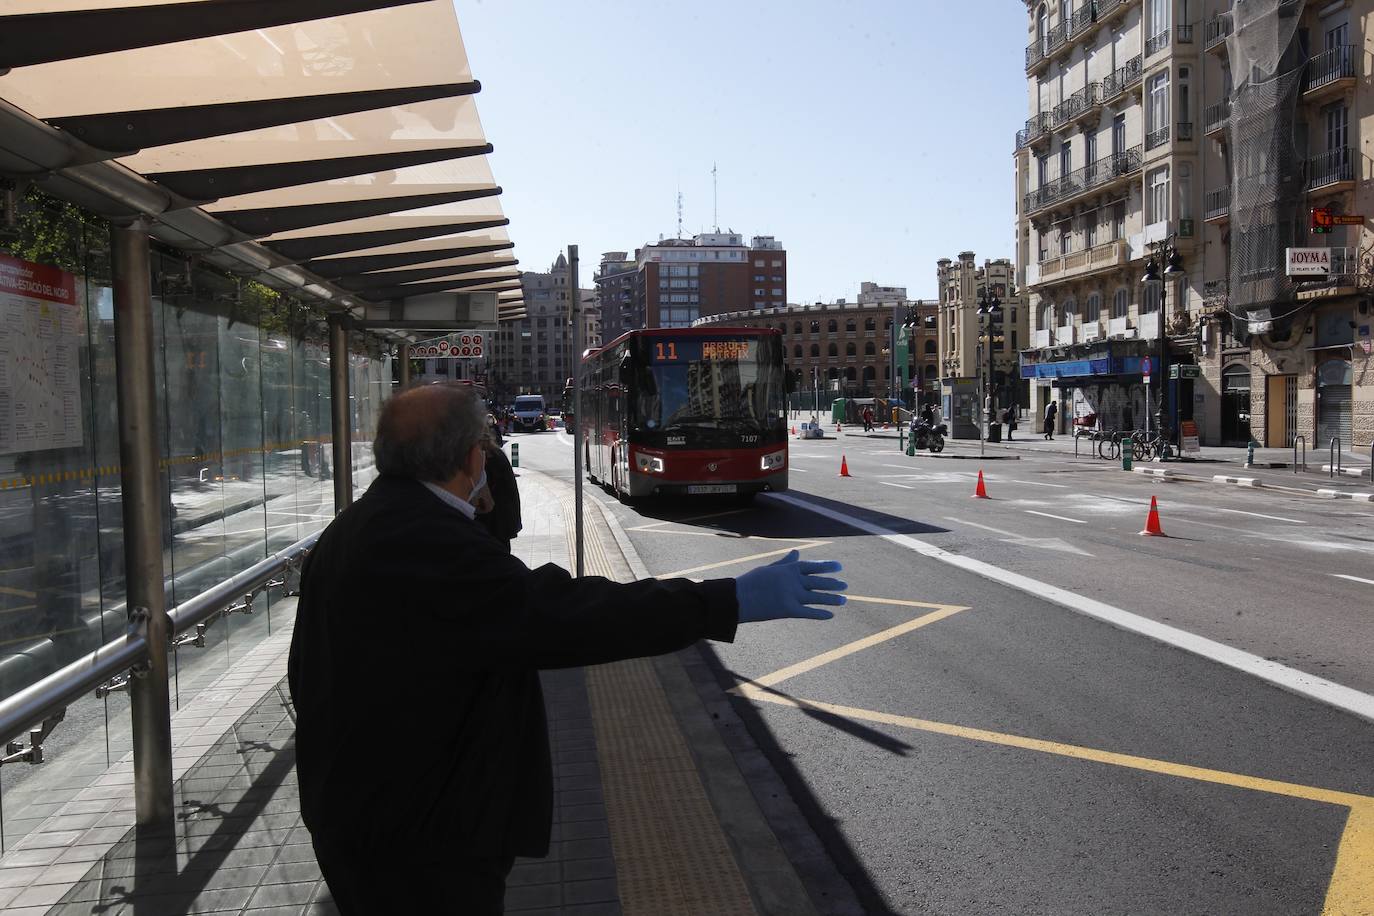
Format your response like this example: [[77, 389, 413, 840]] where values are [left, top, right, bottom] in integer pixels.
[[919, 401, 935, 428]]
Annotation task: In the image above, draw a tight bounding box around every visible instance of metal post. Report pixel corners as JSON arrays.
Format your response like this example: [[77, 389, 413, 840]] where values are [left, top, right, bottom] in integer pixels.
[[570, 245, 584, 578], [111, 220, 174, 832], [398, 342, 412, 388], [1155, 272, 1169, 447], [328, 315, 353, 511]]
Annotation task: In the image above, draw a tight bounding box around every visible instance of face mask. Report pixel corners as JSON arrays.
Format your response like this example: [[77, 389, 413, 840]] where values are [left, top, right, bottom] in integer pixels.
[[468, 467, 488, 503]]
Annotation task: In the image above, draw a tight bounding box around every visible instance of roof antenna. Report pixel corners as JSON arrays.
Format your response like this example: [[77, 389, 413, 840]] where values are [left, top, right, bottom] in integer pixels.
[[712, 163, 719, 233], [676, 186, 684, 240]]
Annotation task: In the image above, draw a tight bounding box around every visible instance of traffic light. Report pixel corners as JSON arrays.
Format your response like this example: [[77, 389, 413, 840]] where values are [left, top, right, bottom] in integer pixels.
[[1311, 206, 1334, 234]]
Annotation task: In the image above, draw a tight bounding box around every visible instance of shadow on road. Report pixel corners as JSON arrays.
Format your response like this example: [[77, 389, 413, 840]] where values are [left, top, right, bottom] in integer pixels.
[[625, 491, 949, 541]]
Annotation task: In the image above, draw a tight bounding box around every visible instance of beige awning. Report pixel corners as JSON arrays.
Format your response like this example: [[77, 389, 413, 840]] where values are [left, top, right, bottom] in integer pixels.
[[0, 0, 521, 324]]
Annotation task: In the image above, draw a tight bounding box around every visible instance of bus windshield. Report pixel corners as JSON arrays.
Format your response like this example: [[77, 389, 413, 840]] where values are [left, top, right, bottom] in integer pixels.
[[635, 337, 783, 431]]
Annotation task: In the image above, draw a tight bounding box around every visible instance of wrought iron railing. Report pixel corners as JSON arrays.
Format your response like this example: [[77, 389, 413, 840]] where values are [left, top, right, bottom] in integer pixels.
[[1023, 145, 1143, 214], [1176, 24, 1194, 43], [1203, 98, 1231, 135], [1204, 187, 1230, 220], [1145, 29, 1171, 57], [1052, 82, 1102, 127], [1067, 3, 1095, 40], [1145, 125, 1171, 150], [1101, 55, 1143, 100], [1204, 15, 1231, 51], [1306, 45, 1358, 92], [1016, 111, 1052, 150], [1309, 147, 1355, 188], [1026, 21, 1067, 71], [1094, 0, 1127, 18]]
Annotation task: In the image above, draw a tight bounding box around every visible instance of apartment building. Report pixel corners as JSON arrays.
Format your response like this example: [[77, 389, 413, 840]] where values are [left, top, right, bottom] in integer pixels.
[[1200, 0, 1372, 450], [490, 252, 598, 401], [594, 251, 639, 343], [631, 232, 787, 329], [1017, 0, 1371, 449], [937, 253, 1026, 439], [694, 288, 939, 403]]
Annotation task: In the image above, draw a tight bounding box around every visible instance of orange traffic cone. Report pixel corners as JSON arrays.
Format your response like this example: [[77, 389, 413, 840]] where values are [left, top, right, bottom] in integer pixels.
[[839, 455, 852, 477], [972, 470, 989, 499], [791, 425, 797, 436], [1140, 496, 1166, 536]]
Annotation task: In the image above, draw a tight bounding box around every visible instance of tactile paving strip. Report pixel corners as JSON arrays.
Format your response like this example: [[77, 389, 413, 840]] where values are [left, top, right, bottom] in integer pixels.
[[558, 487, 757, 916]]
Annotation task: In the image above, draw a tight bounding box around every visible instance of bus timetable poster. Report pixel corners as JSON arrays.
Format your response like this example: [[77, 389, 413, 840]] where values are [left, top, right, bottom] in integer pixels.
[[0, 254, 85, 455]]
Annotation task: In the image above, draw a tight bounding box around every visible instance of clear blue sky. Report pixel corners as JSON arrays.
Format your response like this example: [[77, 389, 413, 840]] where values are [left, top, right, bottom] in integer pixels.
[[455, 0, 1027, 302]]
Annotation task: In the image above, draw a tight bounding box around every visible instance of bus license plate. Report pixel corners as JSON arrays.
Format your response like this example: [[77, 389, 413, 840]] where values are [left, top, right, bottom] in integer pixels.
[[687, 484, 737, 495]]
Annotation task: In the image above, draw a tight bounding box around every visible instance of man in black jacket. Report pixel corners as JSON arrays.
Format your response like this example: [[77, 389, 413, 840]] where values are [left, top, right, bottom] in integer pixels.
[[288, 383, 845, 914]]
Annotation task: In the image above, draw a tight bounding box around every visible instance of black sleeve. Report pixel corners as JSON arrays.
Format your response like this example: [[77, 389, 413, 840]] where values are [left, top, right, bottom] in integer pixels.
[[396, 524, 738, 671], [479, 448, 522, 541]]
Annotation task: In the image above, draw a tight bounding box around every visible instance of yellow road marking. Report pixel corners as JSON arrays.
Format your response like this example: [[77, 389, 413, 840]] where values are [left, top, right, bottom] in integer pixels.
[[629, 509, 750, 531], [736, 600, 969, 690], [0, 585, 38, 599], [658, 540, 831, 578], [1324, 802, 1374, 916], [732, 601, 1374, 912]]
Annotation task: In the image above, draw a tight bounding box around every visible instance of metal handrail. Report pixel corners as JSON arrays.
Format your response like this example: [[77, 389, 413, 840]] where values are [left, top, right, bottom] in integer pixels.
[[1293, 435, 1306, 473], [1330, 437, 1342, 478], [0, 530, 320, 752]]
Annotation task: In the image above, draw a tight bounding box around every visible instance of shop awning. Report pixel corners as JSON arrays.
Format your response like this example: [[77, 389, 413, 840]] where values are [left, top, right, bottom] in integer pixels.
[[0, 0, 523, 327]]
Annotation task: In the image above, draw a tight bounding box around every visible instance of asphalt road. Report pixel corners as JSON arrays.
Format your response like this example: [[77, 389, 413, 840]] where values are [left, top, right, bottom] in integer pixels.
[[516, 427, 1374, 916]]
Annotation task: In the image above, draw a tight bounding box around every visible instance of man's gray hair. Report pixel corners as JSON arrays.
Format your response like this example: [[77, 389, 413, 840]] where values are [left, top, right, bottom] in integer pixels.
[[374, 383, 488, 482]]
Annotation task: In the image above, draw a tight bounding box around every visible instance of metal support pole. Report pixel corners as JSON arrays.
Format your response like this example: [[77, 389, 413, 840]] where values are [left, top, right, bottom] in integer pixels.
[[328, 315, 353, 511], [570, 245, 585, 577], [398, 343, 412, 388], [111, 220, 174, 833]]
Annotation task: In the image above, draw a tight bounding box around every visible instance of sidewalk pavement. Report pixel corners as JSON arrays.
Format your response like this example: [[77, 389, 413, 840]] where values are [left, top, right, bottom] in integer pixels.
[[0, 470, 818, 915], [835, 425, 1374, 497]]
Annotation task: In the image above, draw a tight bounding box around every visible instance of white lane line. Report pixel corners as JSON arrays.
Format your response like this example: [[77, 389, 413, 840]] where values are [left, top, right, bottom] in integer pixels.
[[1025, 510, 1087, 524], [1209, 507, 1307, 524], [769, 491, 1374, 725], [1012, 479, 1071, 489], [790, 467, 811, 473], [1333, 573, 1374, 586], [943, 516, 1021, 538], [880, 482, 914, 490]]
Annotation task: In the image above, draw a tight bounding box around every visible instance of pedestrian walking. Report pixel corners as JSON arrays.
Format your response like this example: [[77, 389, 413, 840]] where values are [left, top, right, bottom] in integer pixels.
[[475, 437, 520, 551], [1043, 400, 1058, 440], [1003, 405, 1018, 441], [861, 405, 874, 432], [288, 383, 846, 915]]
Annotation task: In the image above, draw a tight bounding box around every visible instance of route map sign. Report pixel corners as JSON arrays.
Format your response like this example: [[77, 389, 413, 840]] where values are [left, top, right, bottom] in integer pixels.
[[411, 332, 485, 359], [0, 254, 85, 455]]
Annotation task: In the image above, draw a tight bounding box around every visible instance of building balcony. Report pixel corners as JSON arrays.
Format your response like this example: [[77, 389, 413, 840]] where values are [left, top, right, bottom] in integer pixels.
[[1057, 324, 1078, 345], [1082, 320, 1104, 342], [1203, 98, 1230, 138], [1031, 239, 1130, 289], [1145, 125, 1170, 151], [1107, 316, 1135, 339], [1100, 55, 1143, 102], [1145, 28, 1171, 58], [1023, 145, 1143, 216], [1026, 21, 1066, 74], [1204, 186, 1230, 223], [1204, 15, 1231, 53], [1033, 328, 1051, 349], [1294, 247, 1366, 301], [1176, 24, 1194, 44], [1095, 0, 1129, 23], [1052, 82, 1103, 129], [1066, 3, 1095, 42], [1304, 45, 1358, 102], [1016, 112, 1053, 151], [1308, 147, 1356, 193]]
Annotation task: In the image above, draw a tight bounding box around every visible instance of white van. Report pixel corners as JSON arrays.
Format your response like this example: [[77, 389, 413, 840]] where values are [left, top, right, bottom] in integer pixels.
[[512, 394, 547, 432]]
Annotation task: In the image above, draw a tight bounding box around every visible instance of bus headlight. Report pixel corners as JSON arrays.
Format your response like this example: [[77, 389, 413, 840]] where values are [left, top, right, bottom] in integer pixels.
[[635, 452, 665, 474], [760, 449, 786, 471]]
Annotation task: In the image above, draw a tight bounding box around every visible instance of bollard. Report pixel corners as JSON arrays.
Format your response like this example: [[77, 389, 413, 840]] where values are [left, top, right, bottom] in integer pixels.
[[907, 432, 916, 457], [1246, 441, 1255, 467], [511, 442, 519, 468], [898, 425, 905, 452], [1121, 435, 1133, 471]]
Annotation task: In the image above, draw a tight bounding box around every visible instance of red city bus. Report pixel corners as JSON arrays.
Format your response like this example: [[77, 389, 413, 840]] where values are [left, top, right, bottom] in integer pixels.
[[581, 327, 787, 502]]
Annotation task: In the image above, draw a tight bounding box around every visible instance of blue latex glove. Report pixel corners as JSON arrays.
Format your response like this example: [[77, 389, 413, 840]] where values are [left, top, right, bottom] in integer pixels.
[[735, 550, 847, 623]]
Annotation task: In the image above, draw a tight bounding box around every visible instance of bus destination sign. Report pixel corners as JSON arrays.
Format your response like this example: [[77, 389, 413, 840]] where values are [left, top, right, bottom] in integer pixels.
[[650, 338, 757, 363]]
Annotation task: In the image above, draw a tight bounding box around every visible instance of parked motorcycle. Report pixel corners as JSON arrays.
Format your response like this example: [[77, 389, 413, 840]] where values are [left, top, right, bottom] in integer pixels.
[[909, 419, 947, 453]]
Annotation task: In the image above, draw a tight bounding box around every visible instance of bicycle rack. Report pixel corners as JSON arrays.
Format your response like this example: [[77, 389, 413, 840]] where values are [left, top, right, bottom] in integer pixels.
[[1292, 436, 1306, 473], [1330, 437, 1342, 478]]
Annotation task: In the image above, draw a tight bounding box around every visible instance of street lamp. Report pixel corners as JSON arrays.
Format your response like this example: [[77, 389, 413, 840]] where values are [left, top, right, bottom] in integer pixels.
[[1140, 236, 1185, 446], [976, 286, 1003, 442]]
